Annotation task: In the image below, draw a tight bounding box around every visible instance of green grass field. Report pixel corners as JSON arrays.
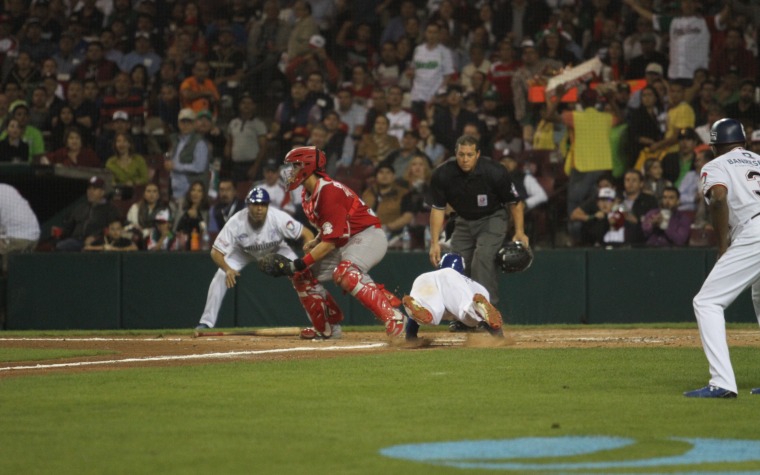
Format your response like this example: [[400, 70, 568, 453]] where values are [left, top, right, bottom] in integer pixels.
[[1, 327, 759, 474]]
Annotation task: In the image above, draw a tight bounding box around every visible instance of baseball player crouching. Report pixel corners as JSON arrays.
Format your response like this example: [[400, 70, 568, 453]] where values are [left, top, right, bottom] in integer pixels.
[[257, 146, 406, 339], [403, 253, 504, 340], [687, 118, 760, 398], [195, 187, 316, 330]]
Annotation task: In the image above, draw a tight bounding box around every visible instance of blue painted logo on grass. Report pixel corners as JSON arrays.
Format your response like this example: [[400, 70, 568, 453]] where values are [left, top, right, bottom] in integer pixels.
[[380, 436, 760, 472]]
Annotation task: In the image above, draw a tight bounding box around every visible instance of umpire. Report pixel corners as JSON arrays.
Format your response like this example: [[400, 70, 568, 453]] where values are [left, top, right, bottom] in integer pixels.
[[429, 135, 528, 304]]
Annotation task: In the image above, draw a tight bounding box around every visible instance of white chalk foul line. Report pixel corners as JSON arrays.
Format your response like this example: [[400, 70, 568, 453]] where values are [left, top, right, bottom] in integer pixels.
[[0, 338, 186, 342], [0, 343, 388, 372]]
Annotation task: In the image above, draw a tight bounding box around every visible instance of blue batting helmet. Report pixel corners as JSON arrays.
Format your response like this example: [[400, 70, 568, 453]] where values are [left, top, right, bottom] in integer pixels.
[[709, 118, 746, 145], [439, 253, 465, 274], [245, 187, 270, 205]]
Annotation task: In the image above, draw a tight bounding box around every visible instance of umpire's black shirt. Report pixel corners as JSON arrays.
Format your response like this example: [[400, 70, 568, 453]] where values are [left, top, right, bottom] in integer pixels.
[[430, 157, 521, 220]]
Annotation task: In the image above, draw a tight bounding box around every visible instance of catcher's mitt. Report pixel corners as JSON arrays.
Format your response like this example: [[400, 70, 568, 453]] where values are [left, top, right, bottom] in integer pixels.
[[257, 253, 294, 278], [496, 241, 533, 273]]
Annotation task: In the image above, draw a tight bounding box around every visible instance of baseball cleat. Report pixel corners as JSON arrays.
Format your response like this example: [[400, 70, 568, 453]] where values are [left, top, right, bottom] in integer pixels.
[[683, 385, 737, 398], [472, 293, 503, 330], [195, 324, 210, 330], [330, 324, 343, 339], [402, 295, 433, 325], [751, 388, 760, 395], [448, 320, 478, 333]]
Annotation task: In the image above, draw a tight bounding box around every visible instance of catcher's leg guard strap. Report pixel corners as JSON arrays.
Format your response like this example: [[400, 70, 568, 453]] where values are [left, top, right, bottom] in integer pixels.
[[292, 270, 338, 334], [333, 260, 396, 322]]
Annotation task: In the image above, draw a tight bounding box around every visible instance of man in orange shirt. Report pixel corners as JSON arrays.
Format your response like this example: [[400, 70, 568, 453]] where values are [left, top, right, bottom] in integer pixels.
[[180, 60, 220, 116]]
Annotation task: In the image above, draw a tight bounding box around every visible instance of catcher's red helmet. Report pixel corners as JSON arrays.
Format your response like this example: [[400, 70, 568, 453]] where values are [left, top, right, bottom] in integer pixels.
[[284, 146, 327, 191]]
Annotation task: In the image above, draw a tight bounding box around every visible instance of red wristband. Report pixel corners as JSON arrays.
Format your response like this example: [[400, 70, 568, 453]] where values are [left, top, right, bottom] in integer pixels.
[[303, 253, 315, 267]]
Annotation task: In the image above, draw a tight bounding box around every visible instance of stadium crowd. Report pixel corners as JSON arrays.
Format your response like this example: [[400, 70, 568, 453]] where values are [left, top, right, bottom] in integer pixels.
[[1, 0, 759, 253]]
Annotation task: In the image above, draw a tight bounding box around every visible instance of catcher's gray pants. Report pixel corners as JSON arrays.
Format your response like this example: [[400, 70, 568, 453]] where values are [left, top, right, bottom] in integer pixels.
[[451, 209, 507, 304], [311, 226, 388, 284]]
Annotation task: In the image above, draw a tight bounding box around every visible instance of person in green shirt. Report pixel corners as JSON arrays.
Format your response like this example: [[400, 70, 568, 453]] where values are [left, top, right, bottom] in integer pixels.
[[105, 132, 149, 186], [0, 100, 46, 163]]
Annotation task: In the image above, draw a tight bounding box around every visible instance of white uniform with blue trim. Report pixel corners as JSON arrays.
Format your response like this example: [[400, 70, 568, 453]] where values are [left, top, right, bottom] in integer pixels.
[[694, 146, 760, 393], [409, 268, 490, 326], [199, 207, 303, 327]]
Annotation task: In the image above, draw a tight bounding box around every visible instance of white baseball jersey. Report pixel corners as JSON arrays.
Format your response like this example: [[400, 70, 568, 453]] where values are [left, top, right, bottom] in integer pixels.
[[213, 207, 302, 270], [409, 268, 489, 326], [700, 147, 760, 241], [410, 43, 454, 102], [654, 14, 721, 80], [386, 109, 414, 142]]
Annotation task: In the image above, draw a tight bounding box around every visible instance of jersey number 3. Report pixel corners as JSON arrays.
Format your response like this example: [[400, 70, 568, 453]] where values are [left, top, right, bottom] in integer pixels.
[[748, 170, 760, 197]]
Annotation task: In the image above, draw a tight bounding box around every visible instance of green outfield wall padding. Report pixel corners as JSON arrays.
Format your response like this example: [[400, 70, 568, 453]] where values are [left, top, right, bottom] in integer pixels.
[[6, 249, 760, 329], [7, 253, 121, 330], [587, 249, 707, 323], [501, 250, 587, 324]]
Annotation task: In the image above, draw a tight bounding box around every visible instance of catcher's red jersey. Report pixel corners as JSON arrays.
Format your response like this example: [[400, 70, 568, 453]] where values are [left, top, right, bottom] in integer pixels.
[[302, 176, 380, 246]]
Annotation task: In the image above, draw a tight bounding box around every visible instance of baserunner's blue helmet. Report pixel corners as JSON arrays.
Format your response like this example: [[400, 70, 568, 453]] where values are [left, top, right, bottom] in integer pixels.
[[439, 253, 465, 274], [709, 118, 746, 146]]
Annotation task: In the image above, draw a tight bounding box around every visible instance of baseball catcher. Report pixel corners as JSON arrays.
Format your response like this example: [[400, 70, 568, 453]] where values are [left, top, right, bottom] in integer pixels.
[[496, 241, 533, 273]]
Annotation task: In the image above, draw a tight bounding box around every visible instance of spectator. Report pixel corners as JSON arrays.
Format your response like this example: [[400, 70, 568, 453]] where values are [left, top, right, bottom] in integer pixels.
[[642, 158, 672, 201], [145, 208, 182, 251], [51, 32, 80, 76], [493, 0, 549, 47], [380, 0, 418, 45], [336, 22, 377, 80], [195, 110, 226, 185], [180, 59, 220, 115], [173, 180, 211, 249], [623, 16, 662, 62], [99, 28, 123, 66], [373, 41, 403, 90], [28, 86, 50, 132], [546, 85, 622, 243], [287, 0, 319, 62], [41, 126, 99, 168], [362, 163, 413, 239], [155, 82, 180, 136], [305, 71, 334, 120], [363, 88, 388, 135], [690, 79, 718, 128], [49, 105, 76, 152], [254, 158, 296, 214], [62, 80, 98, 141], [208, 178, 245, 233], [628, 85, 665, 169], [571, 187, 625, 247], [383, 130, 420, 179], [99, 72, 144, 129], [417, 118, 446, 166], [407, 22, 454, 120], [120, 31, 161, 78], [284, 34, 341, 91], [125, 183, 171, 244], [269, 78, 319, 151], [619, 169, 660, 244], [537, 28, 577, 67], [709, 27, 757, 80], [430, 84, 481, 153], [83, 218, 138, 252], [624, 0, 728, 82], [55, 176, 121, 252], [334, 87, 367, 141], [641, 186, 692, 247], [385, 85, 415, 142], [96, 110, 146, 162], [164, 108, 210, 203], [626, 32, 668, 81], [4, 51, 41, 97], [0, 101, 45, 162], [724, 80, 760, 129], [356, 114, 400, 166], [600, 39, 627, 82], [246, 0, 291, 96], [74, 40, 118, 89], [695, 103, 725, 145], [0, 184, 40, 274], [511, 39, 562, 127], [104, 132, 149, 187], [649, 81, 696, 156], [460, 44, 491, 93], [313, 114, 354, 175], [0, 118, 28, 163], [500, 150, 548, 212], [661, 127, 700, 188], [225, 93, 268, 182], [208, 26, 245, 101]]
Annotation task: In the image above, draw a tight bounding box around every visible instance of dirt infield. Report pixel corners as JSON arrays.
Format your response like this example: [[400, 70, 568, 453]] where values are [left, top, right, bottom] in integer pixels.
[[1, 327, 759, 378]]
